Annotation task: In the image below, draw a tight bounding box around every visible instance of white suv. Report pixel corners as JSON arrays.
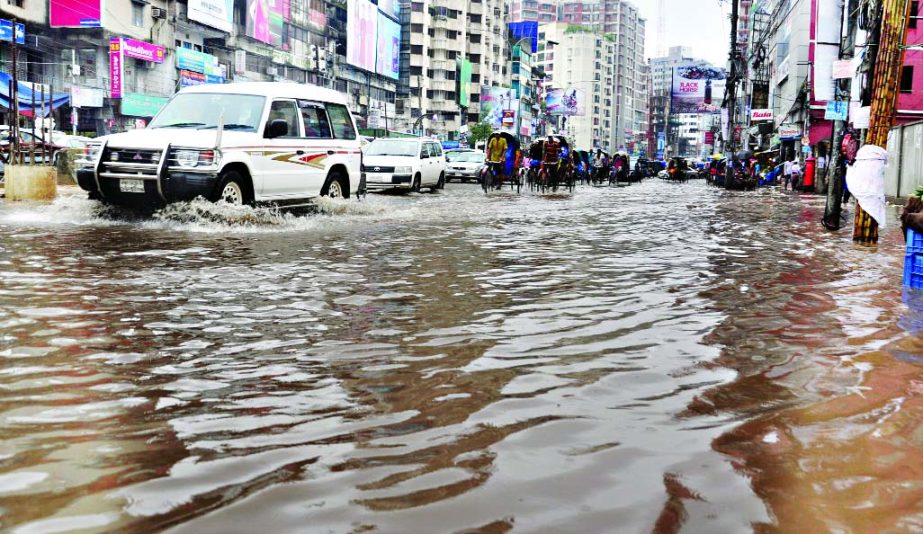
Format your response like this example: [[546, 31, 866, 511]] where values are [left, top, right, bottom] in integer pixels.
[[76, 82, 363, 209], [362, 138, 446, 192]]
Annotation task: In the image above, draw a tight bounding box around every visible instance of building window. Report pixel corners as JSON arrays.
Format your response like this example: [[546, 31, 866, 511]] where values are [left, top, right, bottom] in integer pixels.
[[912, 1, 920, 28], [132, 1, 144, 27], [901, 65, 914, 93], [7, 0, 23, 7]]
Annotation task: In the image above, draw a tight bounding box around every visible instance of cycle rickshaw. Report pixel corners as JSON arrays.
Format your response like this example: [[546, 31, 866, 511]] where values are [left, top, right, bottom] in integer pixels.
[[534, 136, 575, 194], [481, 131, 522, 194], [574, 150, 592, 185]]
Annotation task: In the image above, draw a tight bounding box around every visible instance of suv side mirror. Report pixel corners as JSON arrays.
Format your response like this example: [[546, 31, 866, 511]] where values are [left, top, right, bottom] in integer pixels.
[[266, 119, 288, 139]]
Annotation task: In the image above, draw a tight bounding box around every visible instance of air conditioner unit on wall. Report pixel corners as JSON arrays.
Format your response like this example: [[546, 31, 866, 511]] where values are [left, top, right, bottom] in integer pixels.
[[151, 7, 166, 20]]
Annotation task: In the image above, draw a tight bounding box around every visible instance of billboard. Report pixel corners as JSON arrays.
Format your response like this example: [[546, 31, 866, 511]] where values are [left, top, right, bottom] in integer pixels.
[[347, 0, 377, 72], [457, 58, 472, 107], [671, 65, 727, 114], [378, 0, 400, 20], [545, 87, 585, 116], [376, 12, 400, 80], [246, 0, 289, 46], [51, 0, 101, 28], [479, 86, 517, 132], [189, 0, 234, 33]]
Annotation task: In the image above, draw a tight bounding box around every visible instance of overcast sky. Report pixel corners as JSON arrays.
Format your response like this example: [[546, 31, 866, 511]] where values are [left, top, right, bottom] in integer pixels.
[[632, 0, 731, 65]]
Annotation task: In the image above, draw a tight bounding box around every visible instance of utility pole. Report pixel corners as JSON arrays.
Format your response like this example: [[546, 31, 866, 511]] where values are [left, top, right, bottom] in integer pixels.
[[823, 0, 859, 231], [10, 29, 19, 166], [725, 0, 740, 189], [854, 0, 912, 244]]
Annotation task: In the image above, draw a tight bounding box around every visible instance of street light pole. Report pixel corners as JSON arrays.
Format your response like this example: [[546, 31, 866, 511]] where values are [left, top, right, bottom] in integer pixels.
[[725, 0, 740, 189]]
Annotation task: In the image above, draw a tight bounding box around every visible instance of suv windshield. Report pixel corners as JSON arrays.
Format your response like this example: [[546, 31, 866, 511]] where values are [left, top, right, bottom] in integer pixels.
[[365, 139, 419, 157], [149, 93, 266, 132]]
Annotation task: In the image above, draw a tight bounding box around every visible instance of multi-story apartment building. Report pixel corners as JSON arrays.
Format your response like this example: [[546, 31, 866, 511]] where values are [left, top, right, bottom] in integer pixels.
[[608, 0, 646, 153], [510, 0, 558, 24], [537, 22, 614, 151], [538, 8, 645, 152], [0, 0, 399, 136], [397, 0, 512, 139]]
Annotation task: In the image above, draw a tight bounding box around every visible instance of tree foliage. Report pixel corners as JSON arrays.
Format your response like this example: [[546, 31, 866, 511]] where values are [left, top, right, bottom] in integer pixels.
[[468, 122, 493, 148]]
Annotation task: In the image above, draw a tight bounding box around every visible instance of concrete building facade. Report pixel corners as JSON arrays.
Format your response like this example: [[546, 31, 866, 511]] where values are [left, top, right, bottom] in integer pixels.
[[537, 22, 614, 151], [0, 0, 399, 136], [397, 0, 513, 139]]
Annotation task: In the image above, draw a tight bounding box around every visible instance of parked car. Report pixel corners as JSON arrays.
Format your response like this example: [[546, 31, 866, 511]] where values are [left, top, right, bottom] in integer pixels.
[[0, 125, 60, 166], [50, 133, 92, 167], [362, 137, 446, 193], [75, 82, 363, 208], [445, 149, 485, 183]]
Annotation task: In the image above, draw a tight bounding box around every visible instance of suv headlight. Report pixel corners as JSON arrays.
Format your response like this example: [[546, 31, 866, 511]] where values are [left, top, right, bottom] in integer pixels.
[[394, 166, 413, 174], [173, 149, 217, 168], [175, 149, 200, 168]]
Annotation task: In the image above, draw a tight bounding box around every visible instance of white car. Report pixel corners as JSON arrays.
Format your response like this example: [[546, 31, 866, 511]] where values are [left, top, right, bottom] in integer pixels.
[[363, 138, 446, 192], [445, 150, 486, 183], [76, 82, 363, 208]]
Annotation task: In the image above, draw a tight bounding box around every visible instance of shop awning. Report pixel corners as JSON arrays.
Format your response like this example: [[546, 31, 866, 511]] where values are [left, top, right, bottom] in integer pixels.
[[0, 72, 70, 117]]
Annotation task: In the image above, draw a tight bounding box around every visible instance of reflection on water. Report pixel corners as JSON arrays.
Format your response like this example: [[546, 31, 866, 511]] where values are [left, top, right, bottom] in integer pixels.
[[0, 183, 913, 532]]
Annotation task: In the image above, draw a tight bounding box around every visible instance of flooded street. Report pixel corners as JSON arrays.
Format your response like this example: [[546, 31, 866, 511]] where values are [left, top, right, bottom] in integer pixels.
[[0, 181, 916, 533]]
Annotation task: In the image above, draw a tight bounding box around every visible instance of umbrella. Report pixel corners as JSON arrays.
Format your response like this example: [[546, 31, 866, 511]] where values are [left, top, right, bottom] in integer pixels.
[[736, 150, 754, 161], [711, 153, 724, 160]]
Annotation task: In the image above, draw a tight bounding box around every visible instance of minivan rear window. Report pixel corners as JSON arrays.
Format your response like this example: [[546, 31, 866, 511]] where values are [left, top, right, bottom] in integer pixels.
[[326, 104, 357, 140]]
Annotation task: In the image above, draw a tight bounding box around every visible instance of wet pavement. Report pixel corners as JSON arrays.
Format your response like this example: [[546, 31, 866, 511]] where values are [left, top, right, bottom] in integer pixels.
[[0, 181, 915, 533]]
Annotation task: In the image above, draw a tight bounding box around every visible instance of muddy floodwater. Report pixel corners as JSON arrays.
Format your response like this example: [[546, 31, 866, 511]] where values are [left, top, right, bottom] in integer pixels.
[[0, 182, 917, 533]]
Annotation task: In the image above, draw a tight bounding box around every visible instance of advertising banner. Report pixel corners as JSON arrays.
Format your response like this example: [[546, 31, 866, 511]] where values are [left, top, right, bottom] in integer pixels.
[[189, 0, 234, 33], [51, 0, 102, 28], [750, 108, 773, 122], [121, 93, 170, 118], [346, 0, 377, 72], [545, 87, 585, 116], [832, 60, 854, 79], [375, 13, 400, 80], [378, 0, 400, 20], [479, 86, 518, 133], [457, 58, 472, 107], [180, 69, 207, 87], [247, 0, 290, 46], [176, 47, 218, 74], [778, 123, 801, 140], [70, 86, 104, 108], [824, 101, 848, 121], [109, 38, 124, 99], [121, 38, 165, 63], [671, 65, 727, 114], [852, 105, 871, 129], [0, 20, 11, 42], [235, 50, 247, 75], [0, 20, 24, 44]]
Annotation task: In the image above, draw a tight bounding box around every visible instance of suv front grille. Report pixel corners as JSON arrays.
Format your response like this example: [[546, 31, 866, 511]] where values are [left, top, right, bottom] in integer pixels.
[[99, 147, 163, 179]]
